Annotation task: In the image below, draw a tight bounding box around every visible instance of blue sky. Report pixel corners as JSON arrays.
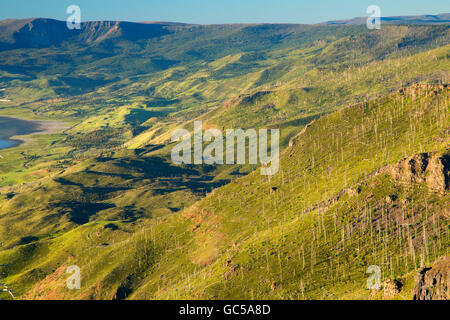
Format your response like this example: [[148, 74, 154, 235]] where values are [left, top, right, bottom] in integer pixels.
[[1, 0, 449, 24]]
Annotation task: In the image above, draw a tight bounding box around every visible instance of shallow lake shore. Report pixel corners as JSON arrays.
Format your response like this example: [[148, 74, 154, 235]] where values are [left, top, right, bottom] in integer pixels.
[[0, 116, 68, 150]]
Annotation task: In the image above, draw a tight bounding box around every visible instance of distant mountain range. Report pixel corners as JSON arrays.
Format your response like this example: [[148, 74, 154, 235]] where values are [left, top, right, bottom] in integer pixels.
[[0, 18, 173, 49], [0, 13, 448, 51], [323, 13, 450, 25]]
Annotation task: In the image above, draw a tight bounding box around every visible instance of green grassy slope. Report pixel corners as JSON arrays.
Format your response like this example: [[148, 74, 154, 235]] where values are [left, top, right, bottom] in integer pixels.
[[128, 84, 449, 300], [0, 24, 448, 123], [0, 21, 449, 300], [1, 25, 447, 188], [0, 84, 446, 300]]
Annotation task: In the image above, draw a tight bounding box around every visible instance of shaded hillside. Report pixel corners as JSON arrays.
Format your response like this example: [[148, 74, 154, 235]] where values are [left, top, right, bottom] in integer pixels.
[[0, 20, 447, 101], [126, 84, 448, 300], [0, 84, 447, 300]]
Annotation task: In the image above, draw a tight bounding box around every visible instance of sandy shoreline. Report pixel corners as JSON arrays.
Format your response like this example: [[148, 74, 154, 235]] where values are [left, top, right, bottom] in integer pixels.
[[0, 116, 69, 150]]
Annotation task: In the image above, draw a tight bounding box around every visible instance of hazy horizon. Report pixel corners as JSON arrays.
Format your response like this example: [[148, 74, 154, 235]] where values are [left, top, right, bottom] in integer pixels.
[[1, 0, 449, 24], [1, 12, 449, 25]]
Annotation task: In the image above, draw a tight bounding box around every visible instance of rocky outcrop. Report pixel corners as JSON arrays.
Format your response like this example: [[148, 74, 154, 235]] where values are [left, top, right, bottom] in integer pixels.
[[383, 279, 402, 298], [386, 152, 449, 192], [413, 257, 449, 300]]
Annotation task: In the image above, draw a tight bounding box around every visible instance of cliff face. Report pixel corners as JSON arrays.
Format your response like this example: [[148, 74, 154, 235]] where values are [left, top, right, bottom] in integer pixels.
[[386, 152, 450, 192], [413, 257, 449, 300], [0, 18, 173, 50]]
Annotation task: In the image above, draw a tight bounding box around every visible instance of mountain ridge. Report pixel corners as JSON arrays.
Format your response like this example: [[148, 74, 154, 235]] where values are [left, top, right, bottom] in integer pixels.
[[2, 12, 450, 26], [324, 13, 450, 25]]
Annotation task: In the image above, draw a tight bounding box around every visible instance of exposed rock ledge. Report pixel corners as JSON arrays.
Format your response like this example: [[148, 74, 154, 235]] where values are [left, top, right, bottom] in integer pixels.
[[413, 256, 449, 300], [385, 152, 449, 192]]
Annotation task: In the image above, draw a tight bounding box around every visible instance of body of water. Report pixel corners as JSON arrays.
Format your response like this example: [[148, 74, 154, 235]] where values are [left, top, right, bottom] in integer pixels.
[[0, 139, 19, 149], [0, 116, 58, 150]]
